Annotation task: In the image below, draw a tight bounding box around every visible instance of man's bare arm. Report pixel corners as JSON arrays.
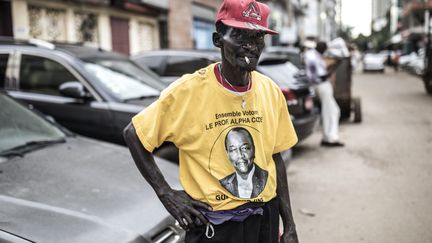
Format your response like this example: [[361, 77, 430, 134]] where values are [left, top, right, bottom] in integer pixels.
[[123, 122, 210, 230], [326, 58, 343, 77], [273, 152, 299, 243]]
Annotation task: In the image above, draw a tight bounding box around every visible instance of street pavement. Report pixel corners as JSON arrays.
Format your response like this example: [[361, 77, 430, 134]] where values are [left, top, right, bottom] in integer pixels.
[[288, 69, 432, 243]]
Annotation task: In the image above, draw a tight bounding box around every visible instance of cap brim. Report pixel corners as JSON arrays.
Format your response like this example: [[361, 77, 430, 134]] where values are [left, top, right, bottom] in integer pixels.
[[221, 19, 279, 35]]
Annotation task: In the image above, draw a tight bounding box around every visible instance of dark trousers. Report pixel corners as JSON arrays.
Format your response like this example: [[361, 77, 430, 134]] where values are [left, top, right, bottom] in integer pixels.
[[185, 198, 280, 243]]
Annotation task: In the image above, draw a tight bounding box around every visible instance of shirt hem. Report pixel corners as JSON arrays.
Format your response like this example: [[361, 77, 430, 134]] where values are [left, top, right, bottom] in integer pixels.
[[273, 137, 298, 154], [132, 119, 156, 152]]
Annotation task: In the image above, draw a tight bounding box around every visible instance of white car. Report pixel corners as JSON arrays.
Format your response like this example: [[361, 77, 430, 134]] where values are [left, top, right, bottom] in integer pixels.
[[400, 49, 425, 76], [362, 53, 386, 72], [399, 52, 419, 67], [407, 57, 425, 76]]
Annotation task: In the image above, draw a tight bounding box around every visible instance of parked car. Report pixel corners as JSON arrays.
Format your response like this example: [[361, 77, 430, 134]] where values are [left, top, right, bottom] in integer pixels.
[[399, 52, 420, 68], [256, 53, 319, 141], [133, 49, 319, 142], [0, 38, 178, 162], [262, 46, 304, 69], [362, 52, 386, 72], [407, 57, 425, 76], [0, 92, 184, 243], [132, 49, 221, 84]]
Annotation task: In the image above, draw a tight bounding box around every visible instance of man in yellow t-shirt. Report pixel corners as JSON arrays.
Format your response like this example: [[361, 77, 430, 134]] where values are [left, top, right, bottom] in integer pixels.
[[123, 0, 299, 242]]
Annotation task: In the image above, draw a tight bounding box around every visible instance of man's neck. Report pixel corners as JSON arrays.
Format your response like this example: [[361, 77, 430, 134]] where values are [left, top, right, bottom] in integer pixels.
[[220, 62, 250, 86], [236, 165, 255, 181]]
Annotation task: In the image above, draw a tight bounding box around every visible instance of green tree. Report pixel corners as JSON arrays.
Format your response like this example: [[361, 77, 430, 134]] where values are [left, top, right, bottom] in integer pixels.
[[368, 9, 392, 51], [353, 34, 371, 52], [337, 26, 354, 41]]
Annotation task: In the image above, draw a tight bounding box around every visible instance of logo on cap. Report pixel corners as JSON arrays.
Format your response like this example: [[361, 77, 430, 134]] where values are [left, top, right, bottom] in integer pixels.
[[242, 2, 261, 21]]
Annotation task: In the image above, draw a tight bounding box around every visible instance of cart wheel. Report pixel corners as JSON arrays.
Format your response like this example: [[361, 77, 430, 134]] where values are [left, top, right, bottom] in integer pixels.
[[425, 79, 432, 94], [352, 97, 362, 123]]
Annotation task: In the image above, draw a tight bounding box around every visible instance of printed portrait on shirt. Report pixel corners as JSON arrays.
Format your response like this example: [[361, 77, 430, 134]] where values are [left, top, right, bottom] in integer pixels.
[[219, 127, 268, 198]]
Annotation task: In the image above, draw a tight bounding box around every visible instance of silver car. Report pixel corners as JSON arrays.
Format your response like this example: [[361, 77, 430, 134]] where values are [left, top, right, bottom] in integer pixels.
[[0, 92, 184, 243], [362, 53, 386, 72]]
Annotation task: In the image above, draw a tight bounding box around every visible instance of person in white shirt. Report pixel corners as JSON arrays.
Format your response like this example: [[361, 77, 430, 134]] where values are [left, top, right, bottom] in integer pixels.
[[304, 41, 344, 147]]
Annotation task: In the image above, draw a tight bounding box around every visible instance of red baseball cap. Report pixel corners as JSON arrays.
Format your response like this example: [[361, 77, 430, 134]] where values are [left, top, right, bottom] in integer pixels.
[[215, 0, 278, 35]]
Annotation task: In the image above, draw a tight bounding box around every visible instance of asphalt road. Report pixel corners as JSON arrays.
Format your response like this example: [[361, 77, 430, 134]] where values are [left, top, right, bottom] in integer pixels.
[[288, 69, 432, 243]]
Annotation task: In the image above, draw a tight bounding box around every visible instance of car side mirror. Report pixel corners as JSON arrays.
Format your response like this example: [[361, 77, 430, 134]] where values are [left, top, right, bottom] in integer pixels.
[[59, 81, 91, 99]]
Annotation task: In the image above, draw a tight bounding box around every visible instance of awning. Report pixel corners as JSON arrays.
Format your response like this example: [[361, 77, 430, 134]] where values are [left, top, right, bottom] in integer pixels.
[[139, 0, 168, 10]]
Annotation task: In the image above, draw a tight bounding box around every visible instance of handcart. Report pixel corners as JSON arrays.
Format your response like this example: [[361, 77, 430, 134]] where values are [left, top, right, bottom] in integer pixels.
[[326, 57, 362, 123]]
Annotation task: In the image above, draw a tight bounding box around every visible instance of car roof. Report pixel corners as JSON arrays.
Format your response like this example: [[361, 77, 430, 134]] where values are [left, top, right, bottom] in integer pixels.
[[0, 37, 128, 61], [56, 44, 128, 61], [259, 52, 291, 64], [133, 49, 221, 59], [134, 48, 293, 65], [264, 46, 301, 54]]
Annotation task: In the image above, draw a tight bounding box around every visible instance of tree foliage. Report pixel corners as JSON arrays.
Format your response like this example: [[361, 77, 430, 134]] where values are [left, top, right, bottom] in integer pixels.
[[337, 26, 354, 41]]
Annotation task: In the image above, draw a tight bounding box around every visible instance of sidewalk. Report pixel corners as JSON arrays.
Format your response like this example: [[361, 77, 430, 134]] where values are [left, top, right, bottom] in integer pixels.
[[287, 70, 432, 243]]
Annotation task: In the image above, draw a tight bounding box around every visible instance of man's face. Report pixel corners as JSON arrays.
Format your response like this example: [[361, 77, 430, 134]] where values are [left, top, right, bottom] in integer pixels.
[[220, 28, 266, 72], [226, 130, 255, 175]]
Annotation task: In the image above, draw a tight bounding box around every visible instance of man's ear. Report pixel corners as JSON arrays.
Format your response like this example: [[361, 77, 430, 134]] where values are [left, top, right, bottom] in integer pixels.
[[213, 32, 223, 48]]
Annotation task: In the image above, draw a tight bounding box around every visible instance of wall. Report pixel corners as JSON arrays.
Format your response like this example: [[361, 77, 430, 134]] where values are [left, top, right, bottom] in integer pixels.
[[303, 0, 320, 38], [168, 0, 221, 49], [10, 0, 160, 54]]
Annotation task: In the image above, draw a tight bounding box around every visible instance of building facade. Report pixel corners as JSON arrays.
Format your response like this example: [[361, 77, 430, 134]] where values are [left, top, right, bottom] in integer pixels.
[[400, 0, 432, 52], [1, 0, 341, 52], [168, 0, 221, 49], [373, 0, 392, 19], [372, 0, 403, 34], [2, 0, 165, 55], [299, 0, 339, 42], [1, 0, 224, 53]]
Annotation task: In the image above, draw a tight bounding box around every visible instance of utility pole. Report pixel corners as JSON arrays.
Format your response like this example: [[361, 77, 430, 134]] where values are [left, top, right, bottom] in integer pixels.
[[423, 0, 432, 93]]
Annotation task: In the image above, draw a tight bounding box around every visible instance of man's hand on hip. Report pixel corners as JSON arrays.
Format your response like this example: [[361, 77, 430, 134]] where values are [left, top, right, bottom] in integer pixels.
[[159, 189, 211, 231]]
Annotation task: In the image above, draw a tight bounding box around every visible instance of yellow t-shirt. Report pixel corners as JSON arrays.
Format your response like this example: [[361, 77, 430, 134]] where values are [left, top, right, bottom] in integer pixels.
[[132, 63, 298, 210]]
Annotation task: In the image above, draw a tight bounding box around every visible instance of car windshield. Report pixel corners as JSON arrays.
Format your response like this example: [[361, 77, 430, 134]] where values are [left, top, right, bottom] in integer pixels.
[[94, 59, 166, 90], [0, 94, 66, 155], [285, 53, 302, 68], [258, 62, 299, 86], [83, 62, 161, 101]]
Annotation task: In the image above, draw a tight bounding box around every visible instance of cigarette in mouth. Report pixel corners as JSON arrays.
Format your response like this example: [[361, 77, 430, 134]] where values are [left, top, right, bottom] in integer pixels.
[[245, 56, 250, 64]]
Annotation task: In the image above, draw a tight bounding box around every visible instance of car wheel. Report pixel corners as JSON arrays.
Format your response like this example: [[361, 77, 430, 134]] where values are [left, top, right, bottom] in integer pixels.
[[425, 79, 432, 95], [352, 97, 362, 123]]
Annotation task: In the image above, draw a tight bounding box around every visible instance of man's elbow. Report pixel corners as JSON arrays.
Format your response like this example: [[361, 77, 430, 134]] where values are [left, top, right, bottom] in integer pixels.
[[123, 122, 135, 143]]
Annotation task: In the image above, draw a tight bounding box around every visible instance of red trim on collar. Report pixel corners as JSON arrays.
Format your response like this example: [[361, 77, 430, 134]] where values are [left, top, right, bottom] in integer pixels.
[[214, 64, 252, 92]]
